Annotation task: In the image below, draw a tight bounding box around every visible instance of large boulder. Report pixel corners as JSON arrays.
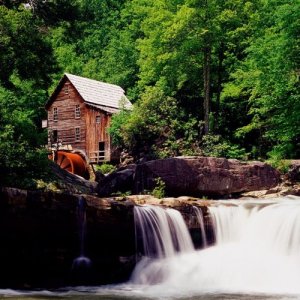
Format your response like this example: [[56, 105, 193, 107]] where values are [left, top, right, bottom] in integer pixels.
[[134, 157, 281, 197], [97, 165, 136, 197]]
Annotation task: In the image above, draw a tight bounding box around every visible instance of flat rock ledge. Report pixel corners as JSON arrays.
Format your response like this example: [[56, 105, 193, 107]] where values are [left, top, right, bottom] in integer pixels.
[[98, 156, 281, 198]]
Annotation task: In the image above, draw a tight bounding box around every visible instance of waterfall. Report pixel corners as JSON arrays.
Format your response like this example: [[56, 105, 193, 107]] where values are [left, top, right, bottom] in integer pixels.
[[129, 197, 300, 296], [72, 196, 91, 270], [133, 205, 194, 258], [4, 196, 300, 299], [130, 205, 194, 284], [193, 206, 208, 247], [209, 204, 251, 244], [208, 200, 300, 255]]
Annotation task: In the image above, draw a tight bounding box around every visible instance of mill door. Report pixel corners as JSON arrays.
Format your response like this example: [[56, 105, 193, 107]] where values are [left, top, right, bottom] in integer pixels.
[[99, 141, 105, 161]]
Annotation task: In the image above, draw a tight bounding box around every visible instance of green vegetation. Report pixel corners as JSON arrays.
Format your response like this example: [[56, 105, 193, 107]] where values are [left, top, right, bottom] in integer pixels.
[[152, 177, 166, 199], [267, 157, 291, 174], [0, 4, 56, 188], [95, 163, 117, 175], [0, 0, 299, 188]]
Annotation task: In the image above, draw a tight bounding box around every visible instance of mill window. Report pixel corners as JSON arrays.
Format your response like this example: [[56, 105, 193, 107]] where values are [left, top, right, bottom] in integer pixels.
[[52, 130, 58, 143], [64, 85, 69, 94], [53, 107, 58, 121], [75, 127, 80, 141], [96, 115, 101, 123], [75, 105, 81, 118]]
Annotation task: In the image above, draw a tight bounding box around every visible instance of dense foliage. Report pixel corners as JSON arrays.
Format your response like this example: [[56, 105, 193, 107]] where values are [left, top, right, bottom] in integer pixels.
[[0, 0, 299, 187], [0, 4, 57, 187]]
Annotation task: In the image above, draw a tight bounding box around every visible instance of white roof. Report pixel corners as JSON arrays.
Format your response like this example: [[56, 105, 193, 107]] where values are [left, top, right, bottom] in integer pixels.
[[65, 73, 132, 110]]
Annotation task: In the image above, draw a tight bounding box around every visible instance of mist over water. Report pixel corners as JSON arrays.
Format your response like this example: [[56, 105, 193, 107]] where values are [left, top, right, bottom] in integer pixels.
[[2, 196, 300, 300], [130, 197, 300, 297]]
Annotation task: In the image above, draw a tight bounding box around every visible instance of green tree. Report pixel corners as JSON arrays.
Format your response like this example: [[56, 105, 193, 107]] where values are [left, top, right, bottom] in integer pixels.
[[0, 5, 57, 187], [225, 0, 300, 159], [109, 86, 201, 158], [0, 87, 50, 188], [132, 0, 259, 135], [49, 0, 128, 86], [0, 6, 57, 87]]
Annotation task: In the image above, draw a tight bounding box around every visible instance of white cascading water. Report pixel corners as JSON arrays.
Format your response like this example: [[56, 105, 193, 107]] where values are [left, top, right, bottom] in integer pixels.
[[133, 205, 194, 258], [130, 205, 194, 284], [4, 197, 300, 299], [193, 206, 208, 247], [129, 197, 300, 297]]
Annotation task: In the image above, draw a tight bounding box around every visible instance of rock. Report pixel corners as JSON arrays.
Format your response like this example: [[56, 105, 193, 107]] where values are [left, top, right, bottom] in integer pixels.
[[279, 184, 300, 196], [0, 187, 136, 289], [119, 150, 134, 167], [134, 157, 281, 197], [97, 165, 136, 197], [0, 186, 215, 289], [286, 160, 300, 182], [240, 190, 266, 198], [241, 182, 300, 199], [96, 157, 282, 198], [94, 170, 106, 184], [50, 162, 97, 194]]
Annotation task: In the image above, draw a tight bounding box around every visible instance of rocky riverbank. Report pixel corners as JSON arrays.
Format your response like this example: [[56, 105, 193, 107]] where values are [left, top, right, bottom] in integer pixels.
[[0, 187, 135, 289], [0, 186, 214, 289], [47, 156, 300, 199], [1, 156, 299, 289], [97, 157, 300, 198]]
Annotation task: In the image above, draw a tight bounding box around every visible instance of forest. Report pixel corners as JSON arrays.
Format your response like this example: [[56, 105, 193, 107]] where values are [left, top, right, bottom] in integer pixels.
[[0, 0, 299, 188]]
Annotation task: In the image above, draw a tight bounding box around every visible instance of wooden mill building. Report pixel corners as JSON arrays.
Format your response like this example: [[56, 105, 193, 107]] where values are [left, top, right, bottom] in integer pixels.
[[45, 73, 132, 163]]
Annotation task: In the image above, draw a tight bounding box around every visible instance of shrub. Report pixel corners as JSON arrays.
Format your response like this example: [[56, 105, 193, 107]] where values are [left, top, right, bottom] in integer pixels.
[[201, 134, 248, 160], [95, 163, 117, 175], [152, 177, 166, 199]]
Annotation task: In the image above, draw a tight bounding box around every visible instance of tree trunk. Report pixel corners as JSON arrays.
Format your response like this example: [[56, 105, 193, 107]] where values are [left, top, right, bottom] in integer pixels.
[[215, 43, 224, 130], [203, 45, 211, 135]]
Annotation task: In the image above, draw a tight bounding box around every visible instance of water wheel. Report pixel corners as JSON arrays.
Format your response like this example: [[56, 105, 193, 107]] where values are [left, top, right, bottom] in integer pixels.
[[54, 151, 89, 178]]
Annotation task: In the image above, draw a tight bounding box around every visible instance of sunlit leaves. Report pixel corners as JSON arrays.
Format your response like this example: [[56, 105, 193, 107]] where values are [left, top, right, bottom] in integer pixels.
[[224, 0, 300, 158]]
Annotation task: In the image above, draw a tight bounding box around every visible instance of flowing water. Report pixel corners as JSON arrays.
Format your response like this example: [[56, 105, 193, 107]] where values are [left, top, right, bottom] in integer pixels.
[[192, 206, 208, 248], [133, 205, 194, 258], [2, 196, 300, 300], [72, 196, 91, 271]]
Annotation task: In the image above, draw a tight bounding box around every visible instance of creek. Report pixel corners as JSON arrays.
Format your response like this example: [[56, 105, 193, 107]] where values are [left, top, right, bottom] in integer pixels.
[[1, 196, 300, 300]]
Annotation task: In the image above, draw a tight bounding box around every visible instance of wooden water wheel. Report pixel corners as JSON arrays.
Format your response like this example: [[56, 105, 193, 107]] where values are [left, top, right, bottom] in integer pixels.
[[52, 151, 89, 178]]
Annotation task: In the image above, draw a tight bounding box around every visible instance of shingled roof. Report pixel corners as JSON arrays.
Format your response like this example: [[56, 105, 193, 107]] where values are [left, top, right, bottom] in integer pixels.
[[46, 73, 132, 112]]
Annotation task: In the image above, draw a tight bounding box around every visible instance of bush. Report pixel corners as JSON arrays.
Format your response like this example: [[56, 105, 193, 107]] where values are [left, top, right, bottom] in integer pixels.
[[152, 177, 166, 199], [267, 148, 291, 173], [201, 134, 248, 160], [108, 109, 131, 148], [95, 163, 117, 175]]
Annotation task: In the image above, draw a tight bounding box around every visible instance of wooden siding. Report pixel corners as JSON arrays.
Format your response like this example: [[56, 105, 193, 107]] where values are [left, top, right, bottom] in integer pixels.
[[85, 106, 111, 162], [47, 79, 87, 152], [47, 78, 114, 162]]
